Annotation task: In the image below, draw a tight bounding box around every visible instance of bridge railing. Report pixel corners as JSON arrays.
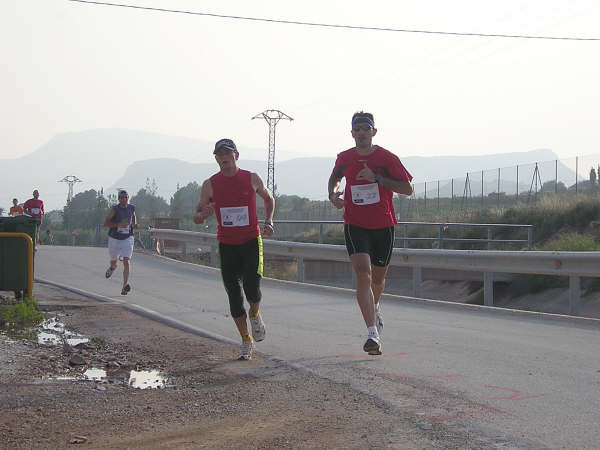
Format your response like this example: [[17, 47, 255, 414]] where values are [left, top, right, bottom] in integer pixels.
[[149, 228, 598, 316], [272, 220, 533, 249]]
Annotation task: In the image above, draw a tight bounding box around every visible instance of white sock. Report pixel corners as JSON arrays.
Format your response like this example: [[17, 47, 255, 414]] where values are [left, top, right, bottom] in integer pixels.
[[367, 326, 379, 338]]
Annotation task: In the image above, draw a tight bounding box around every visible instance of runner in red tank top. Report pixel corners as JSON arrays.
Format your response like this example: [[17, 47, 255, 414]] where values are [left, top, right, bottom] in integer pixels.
[[23, 189, 44, 244], [194, 138, 275, 361], [328, 111, 413, 356]]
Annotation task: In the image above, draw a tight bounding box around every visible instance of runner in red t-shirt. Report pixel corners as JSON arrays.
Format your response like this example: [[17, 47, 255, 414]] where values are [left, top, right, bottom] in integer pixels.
[[194, 138, 275, 361], [23, 189, 45, 244], [328, 111, 413, 356]]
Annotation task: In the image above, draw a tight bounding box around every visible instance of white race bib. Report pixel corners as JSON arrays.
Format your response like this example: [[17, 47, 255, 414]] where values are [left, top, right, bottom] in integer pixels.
[[117, 226, 130, 234], [351, 183, 380, 205], [30, 208, 40, 215], [220, 206, 250, 227]]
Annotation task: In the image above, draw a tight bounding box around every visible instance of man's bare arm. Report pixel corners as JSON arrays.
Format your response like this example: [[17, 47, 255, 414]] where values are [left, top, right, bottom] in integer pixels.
[[251, 172, 275, 236], [193, 179, 214, 224]]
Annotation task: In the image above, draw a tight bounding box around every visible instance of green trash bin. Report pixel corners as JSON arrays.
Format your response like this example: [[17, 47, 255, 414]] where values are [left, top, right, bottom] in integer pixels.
[[0, 215, 39, 295]]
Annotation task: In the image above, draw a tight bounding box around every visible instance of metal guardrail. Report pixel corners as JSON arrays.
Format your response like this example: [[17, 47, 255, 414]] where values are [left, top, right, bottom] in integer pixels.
[[273, 220, 534, 249], [149, 228, 597, 315]]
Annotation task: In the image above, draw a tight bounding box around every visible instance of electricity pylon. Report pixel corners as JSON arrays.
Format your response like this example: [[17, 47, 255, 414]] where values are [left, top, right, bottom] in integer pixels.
[[58, 175, 82, 203], [252, 109, 293, 196]]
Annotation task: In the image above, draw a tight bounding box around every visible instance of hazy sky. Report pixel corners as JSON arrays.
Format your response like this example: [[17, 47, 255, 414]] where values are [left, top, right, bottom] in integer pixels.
[[2, 0, 599, 162]]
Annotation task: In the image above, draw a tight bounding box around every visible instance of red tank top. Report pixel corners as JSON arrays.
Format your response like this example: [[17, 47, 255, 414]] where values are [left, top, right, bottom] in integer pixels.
[[210, 169, 260, 245]]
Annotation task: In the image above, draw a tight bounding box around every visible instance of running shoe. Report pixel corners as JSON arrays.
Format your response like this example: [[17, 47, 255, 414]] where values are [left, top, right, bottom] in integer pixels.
[[375, 302, 384, 336], [105, 267, 115, 278], [238, 339, 255, 360], [249, 312, 266, 342], [121, 284, 131, 295], [363, 336, 382, 355]]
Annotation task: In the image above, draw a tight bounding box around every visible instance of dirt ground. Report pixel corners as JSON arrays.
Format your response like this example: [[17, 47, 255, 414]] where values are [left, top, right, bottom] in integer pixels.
[[0, 283, 448, 450]]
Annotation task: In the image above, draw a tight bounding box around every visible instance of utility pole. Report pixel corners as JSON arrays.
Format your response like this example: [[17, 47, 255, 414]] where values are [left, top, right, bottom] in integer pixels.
[[58, 175, 82, 203], [252, 109, 293, 196]]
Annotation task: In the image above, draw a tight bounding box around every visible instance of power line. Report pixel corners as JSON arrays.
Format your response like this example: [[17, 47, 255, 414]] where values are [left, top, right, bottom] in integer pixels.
[[70, 0, 600, 41]]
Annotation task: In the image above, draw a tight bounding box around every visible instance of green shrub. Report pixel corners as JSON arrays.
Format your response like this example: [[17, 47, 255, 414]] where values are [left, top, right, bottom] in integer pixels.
[[0, 297, 44, 335], [535, 232, 599, 252]]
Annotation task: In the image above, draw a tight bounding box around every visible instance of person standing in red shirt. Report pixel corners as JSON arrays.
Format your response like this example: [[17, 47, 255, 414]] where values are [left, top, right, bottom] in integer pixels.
[[328, 111, 413, 356], [194, 138, 275, 361], [23, 189, 45, 244]]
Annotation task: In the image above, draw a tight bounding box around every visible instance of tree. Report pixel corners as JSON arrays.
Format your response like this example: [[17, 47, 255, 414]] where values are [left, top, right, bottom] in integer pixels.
[[130, 181, 169, 222], [63, 189, 109, 231], [590, 167, 597, 185], [170, 182, 201, 219]]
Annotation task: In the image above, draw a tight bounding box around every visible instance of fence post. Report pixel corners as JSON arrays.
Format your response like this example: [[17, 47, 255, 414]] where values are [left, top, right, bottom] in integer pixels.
[[487, 227, 492, 250], [412, 266, 422, 298], [569, 276, 581, 315], [296, 257, 304, 282], [438, 225, 444, 249], [527, 227, 533, 250], [403, 223, 408, 248], [319, 224, 323, 244], [484, 272, 494, 306]]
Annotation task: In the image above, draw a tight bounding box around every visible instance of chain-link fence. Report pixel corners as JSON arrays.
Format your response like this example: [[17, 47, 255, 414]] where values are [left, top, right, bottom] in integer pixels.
[[402, 154, 600, 220]]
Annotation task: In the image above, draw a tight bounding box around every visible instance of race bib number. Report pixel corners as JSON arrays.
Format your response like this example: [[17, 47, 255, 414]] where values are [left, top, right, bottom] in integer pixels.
[[220, 206, 249, 227], [351, 183, 380, 205], [30, 208, 40, 215], [117, 226, 130, 234]]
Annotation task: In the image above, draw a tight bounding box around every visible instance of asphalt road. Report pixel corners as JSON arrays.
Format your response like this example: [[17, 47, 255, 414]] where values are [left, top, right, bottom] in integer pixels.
[[35, 245, 600, 449]]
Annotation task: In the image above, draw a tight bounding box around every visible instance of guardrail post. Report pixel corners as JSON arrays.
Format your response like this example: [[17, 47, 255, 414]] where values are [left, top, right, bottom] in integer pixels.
[[182, 242, 187, 258], [527, 227, 533, 250], [487, 227, 492, 250], [319, 224, 323, 244], [403, 223, 408, 248], [438, 225, 444, 249], [296, 257, 304, 282], [412, 266, 422, 298], [210, 246, 218, 267], [569, 276, 581, 315], [484, 272, 494, 306]]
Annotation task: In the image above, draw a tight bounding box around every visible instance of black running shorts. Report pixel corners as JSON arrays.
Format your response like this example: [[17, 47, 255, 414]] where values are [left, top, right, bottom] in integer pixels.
[[344, 224, 395, 267]]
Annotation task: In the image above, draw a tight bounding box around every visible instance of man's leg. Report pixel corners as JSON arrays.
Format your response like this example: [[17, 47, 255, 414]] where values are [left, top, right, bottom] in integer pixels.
[[371, 265, 389, 306], [220, 242, 255, 359], [106, 237, 119, 278], [350, 253, 376, 327], [371, 264, 388, 335], [242, 238, 265, 341], [122, 258, 130, 286], [120, 237, 134, 294]]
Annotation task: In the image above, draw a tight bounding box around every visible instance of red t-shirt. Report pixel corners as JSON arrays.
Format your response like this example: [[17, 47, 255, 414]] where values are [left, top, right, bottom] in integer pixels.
[[332, 145, 412, 229], [210, 169, 260, 245], [23, 198, 44, 219]]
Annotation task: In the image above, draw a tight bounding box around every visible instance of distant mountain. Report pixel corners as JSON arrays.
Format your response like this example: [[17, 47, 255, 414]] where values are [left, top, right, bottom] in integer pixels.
[[0, 128, 278, 211], [0, 127, 575, 211]]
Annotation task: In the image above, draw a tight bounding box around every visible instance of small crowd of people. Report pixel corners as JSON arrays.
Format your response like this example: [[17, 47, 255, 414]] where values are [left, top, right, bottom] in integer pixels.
[[108, 110, 411, 361], [28, 110, 413, 361]]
